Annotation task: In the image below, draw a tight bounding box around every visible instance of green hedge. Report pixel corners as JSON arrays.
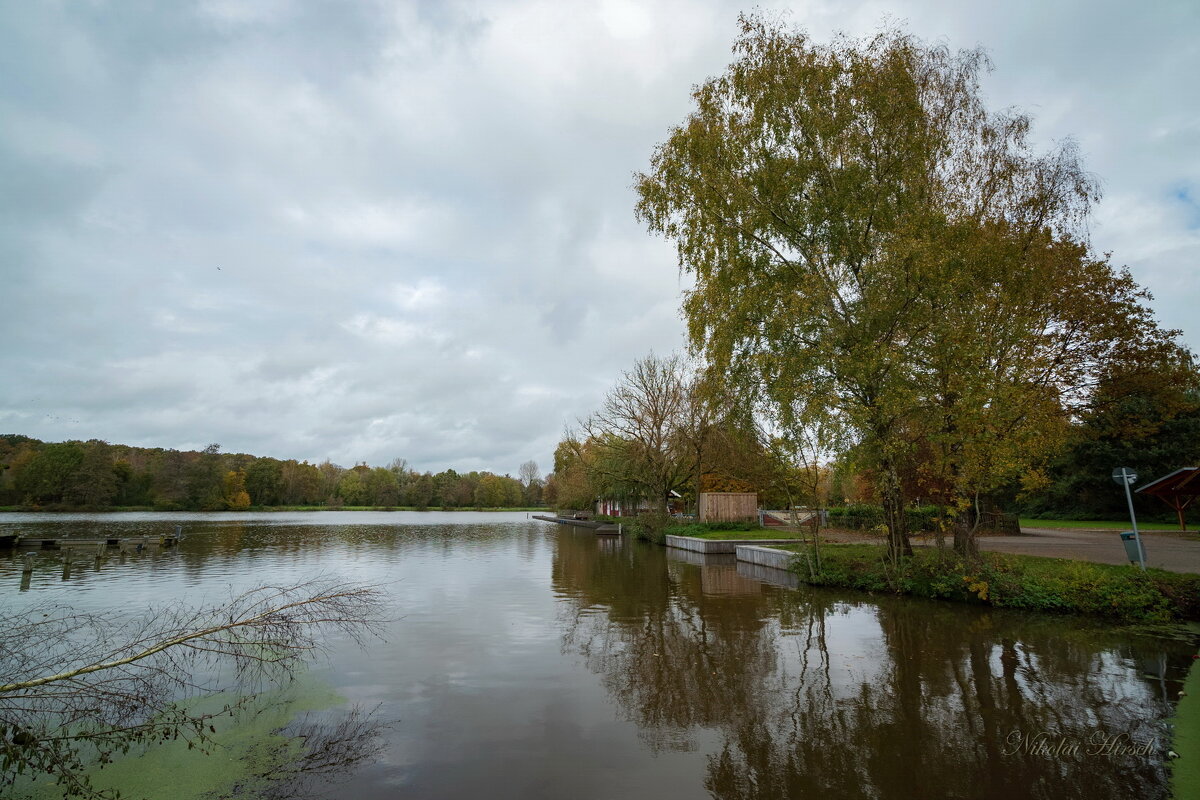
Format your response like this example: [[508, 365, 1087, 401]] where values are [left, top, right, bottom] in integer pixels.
[[1018, 507, 1182, 525], [663, 521, 764, 539], [629, 512, 673, 544], [825, 505, 941, 532]]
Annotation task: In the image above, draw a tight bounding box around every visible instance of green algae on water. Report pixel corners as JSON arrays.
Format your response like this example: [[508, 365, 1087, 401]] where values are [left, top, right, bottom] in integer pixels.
[[1172, 649, 1200, 800], [10, 675, 346, 800]]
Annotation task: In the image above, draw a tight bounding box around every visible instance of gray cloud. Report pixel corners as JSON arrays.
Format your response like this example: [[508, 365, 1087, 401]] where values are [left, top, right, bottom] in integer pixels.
[[1, 0, 1196, 473]]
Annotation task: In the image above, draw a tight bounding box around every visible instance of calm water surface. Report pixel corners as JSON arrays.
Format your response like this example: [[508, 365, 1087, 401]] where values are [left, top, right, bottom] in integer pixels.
[[1, 512, 1193, 799]]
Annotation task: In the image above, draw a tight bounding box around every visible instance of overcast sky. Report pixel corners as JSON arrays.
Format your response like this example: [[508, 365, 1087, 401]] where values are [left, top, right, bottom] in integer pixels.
[[1, 0, 1197, 475]]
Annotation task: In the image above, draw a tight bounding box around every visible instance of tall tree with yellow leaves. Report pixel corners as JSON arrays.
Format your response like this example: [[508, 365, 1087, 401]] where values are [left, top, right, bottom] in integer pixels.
[[636, 13, 1186, 558]]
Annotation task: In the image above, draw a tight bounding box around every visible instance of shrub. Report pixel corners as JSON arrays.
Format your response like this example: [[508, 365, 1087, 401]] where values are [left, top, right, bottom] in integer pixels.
[[826, 505, 883, 530], [662, 520, 763, 539], [630, 512, 673, 544], [825, 505, 940, 532], [788, 544, 1199, 623]]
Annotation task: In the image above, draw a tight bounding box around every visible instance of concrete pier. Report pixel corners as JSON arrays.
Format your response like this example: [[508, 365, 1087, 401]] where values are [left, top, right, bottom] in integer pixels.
[[665, 535, 807, 554], [736, 559, 802, 589], [532, 515, 621, 534], [733, 545, 797, 571], [665, 543, 801, 587]]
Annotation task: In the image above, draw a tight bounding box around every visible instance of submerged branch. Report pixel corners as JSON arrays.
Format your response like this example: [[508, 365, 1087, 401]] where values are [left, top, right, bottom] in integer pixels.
[[0, 579, 388, 798]]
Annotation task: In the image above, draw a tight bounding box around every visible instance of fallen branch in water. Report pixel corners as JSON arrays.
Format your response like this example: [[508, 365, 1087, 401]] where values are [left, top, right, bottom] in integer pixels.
[[0, 579, 387, 798]]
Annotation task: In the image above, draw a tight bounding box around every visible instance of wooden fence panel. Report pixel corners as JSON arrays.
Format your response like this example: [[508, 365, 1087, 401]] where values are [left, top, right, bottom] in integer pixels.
[[699, 492, 758, 522]]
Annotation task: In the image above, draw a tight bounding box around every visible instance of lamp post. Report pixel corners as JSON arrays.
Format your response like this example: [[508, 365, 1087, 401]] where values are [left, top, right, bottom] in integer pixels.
[[1112, 466, 1145, 571]]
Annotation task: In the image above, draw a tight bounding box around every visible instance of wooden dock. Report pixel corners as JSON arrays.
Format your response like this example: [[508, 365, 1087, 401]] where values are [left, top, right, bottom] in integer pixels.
[[532, 515, 622, 535], [0, 533, 180, 550]]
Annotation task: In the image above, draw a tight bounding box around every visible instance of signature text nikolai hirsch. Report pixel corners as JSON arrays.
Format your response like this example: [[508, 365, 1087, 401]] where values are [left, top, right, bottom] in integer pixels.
[[1003, 729, 1158, 759]]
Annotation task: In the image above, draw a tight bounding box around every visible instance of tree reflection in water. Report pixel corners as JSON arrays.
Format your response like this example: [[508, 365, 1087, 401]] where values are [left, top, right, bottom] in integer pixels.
[[554, 532, 778, 753], [244, 704, 391, 800], [551, 531, 1192, 800]]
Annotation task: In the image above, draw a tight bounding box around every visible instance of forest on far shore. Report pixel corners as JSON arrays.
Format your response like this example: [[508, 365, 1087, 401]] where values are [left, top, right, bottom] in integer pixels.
[[0, 435, 544, 511]]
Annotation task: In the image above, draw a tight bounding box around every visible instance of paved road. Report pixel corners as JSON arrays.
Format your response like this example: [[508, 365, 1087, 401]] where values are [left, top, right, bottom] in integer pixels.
[[977, 527, 1200, 574]]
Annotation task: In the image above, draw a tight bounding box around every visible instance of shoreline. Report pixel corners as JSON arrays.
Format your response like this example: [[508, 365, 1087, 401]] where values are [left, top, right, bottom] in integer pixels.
[[768, 542, 1200, 624], [0, 506, 547, 514]]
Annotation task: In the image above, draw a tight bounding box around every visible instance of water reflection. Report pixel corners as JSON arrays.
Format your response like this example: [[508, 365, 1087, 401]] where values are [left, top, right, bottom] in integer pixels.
[[0, 515, 534, 607], [2, 514, 1193, 800], [555, 533, 778, 754], [552, 531, 1192, 800], [256, 705, 392, 800]]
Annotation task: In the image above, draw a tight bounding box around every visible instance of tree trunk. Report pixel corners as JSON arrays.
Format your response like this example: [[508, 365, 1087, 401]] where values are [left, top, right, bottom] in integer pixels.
[[952, 492, 980, 558], [879, 462, 913, 559], [952, 516, 979, 559]]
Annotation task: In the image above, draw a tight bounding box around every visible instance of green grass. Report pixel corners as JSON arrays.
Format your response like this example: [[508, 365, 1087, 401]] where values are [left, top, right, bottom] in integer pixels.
[[770, 542, 1200, 623], [1021, 518, 1185, 532], [663, 521, 806, 540], [1172, 644, 1200, 799], [689, 528, 809, 540]]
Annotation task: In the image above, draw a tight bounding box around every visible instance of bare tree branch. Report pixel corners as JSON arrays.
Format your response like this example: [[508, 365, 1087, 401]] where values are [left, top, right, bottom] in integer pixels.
[[1, 580, 387, 798]]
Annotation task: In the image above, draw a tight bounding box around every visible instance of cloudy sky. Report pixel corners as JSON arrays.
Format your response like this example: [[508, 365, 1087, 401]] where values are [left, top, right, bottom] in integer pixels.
[[2, 0, 1197, 475]]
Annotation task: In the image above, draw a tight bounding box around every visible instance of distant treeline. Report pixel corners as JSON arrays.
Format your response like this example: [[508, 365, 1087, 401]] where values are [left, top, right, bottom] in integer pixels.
[[0, 435, 543, 511]]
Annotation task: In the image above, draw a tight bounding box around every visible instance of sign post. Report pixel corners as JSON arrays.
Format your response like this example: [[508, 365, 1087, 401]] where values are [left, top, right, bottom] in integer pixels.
[[1112, 467, 1146, 570]]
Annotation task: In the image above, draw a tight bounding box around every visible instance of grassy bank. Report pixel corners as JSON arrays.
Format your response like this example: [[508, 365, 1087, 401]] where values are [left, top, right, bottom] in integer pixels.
[[691, 529, 809, 540], [663, 521, 807, 540], [1021, 518, 1186, 532], [774, 543, 1200, 623], [1172, 644, 1200, 799]]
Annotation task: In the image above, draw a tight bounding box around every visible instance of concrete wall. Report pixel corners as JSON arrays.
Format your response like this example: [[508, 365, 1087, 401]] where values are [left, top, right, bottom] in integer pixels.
[[665, 535, 740, 554], [665, 548, 738, 567], [736, 560, 801, 589], [734, 545, 797, 571], [666, 536, 806, 554], [664, 540, 802, 588]]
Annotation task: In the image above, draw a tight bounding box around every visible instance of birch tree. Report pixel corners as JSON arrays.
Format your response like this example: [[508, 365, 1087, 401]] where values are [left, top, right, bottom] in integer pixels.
[[635, 13, 1183, 558]]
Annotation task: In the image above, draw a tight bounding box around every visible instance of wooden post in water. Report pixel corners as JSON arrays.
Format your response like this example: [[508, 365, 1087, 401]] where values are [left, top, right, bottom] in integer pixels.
[[21, 552, 35, 574]]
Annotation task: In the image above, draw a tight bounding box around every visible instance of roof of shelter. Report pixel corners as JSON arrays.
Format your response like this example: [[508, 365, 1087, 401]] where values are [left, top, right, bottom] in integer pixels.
[[1136, 467, 1200, 497]]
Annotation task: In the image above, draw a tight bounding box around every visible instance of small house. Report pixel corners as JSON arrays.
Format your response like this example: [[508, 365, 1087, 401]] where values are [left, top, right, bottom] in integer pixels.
[[596, 490, 683, 517]]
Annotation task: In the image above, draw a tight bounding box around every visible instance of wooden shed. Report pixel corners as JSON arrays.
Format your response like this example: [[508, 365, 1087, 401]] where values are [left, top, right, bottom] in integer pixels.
[[699, 492, 758, 522]]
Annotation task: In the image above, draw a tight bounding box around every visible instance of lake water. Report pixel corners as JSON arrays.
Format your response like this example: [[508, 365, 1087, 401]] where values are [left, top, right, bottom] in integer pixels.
[[1, 512, 1194, 799]]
